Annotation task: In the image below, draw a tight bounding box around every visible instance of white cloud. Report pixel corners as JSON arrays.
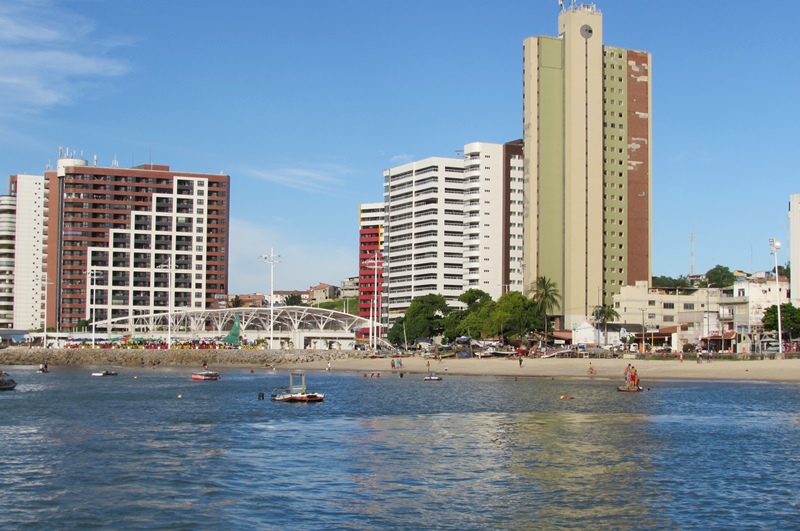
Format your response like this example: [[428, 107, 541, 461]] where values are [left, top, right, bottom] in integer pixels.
[[227, 217, 357, 294], [238, 163, 353, 196], [390, 153, 415, 164], [0, 2, 129, 112]]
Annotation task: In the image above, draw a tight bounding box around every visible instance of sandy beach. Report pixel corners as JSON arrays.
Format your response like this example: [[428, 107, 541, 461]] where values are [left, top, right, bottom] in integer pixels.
[[281, 355, 800, 383]]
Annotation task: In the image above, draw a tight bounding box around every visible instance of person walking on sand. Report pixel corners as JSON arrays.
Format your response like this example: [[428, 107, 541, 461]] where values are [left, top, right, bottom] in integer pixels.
[[519, 356, 523, 368]]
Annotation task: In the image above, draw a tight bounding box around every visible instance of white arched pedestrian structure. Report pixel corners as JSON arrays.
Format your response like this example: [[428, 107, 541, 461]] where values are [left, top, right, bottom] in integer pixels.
[[77, 306, 372, 350]]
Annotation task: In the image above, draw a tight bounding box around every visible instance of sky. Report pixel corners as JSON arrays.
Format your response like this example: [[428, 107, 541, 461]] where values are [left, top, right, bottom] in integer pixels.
[[1, 0, 798, 293]]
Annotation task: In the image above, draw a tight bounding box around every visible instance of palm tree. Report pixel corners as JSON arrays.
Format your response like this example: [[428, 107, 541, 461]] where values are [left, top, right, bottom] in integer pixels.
[[595, 304, 620, 344], [530, 276, 562, 339]]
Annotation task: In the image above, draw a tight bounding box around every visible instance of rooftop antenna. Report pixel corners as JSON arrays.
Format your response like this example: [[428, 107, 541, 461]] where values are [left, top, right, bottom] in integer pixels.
[[690, 232, 695, 276], [93, 155, 97, 166], [112, 155, 118, 168]]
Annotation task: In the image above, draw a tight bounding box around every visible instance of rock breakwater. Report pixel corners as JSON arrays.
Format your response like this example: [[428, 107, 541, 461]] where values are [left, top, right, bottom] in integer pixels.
[[0, 347, 370, 367]]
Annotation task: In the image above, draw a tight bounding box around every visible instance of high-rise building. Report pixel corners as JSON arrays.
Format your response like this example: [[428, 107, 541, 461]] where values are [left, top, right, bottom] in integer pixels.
[[11, 153, 231, 332], [522, 2, 652, 330], [8, 174, 46, 331], [358, 202, 385, 333], [0, 194, 16, 329], [382, 141, 524, 327]]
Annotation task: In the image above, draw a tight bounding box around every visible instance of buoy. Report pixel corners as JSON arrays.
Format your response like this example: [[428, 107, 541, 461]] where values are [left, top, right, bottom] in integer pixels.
[[258, 392, 265, 400], [177, 394, 182, 399], [134, 376, 138, 379], [560, 395, 574, 400]]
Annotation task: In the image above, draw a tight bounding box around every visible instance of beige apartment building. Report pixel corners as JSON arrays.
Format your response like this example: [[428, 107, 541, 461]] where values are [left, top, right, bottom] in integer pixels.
[[523, 2, 652, 330]]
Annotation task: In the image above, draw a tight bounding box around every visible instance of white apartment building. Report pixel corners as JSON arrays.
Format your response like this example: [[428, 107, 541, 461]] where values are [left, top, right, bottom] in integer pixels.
[[9, 174, 46, 331], [382, 141, 524, 326], [719, 276, 790, 353], [789, 193, 800, 307], [0, 195, 15, 328]]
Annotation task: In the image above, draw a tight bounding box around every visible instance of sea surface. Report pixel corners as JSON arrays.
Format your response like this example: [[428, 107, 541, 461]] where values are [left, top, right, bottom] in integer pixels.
[[1, 365, 800, 530]]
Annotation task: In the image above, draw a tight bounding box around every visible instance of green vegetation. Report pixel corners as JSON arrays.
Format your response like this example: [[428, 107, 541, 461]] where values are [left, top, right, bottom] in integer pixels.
[[284, 293, 304, 306], [315, 297, 359, 315], [386, 279, 560, 347]]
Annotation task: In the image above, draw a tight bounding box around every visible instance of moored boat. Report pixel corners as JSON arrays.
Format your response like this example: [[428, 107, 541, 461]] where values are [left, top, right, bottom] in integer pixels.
[[617, 386, 643, 392], [91, 370, 118, 377], [271, 372, 324, 402], [424, 373, 443, 381], [192, 370, 220, 381]]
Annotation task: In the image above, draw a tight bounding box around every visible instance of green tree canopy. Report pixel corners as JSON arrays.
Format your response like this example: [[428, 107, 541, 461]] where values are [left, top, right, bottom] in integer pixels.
[[387, 293, 450, 345], [652, 275, 691, 289], [763, 303, 800, 341], [284, 293, 304, 306], [530, 276, 562, 333], [231, 295, 245, 308], [595, 304, 620, 344], [705, 265, 734, 288]]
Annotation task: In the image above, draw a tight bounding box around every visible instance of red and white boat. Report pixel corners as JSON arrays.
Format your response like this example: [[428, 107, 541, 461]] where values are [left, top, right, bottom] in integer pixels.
[[271, 372, 324, 402], [192, 370, 220, 381]]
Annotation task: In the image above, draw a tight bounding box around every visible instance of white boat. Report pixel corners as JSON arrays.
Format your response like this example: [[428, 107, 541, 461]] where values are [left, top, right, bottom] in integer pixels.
[[91, 370, 118, 377], [423, 373, 443, 381], [192, 370, 220, 381], [271, 372, 324, 402]]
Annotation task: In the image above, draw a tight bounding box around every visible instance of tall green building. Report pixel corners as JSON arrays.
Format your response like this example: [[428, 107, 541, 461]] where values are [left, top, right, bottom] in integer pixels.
[[523, 2, 652, 331]]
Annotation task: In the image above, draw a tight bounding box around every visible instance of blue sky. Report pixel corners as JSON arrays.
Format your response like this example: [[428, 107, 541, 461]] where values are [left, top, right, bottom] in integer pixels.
[[1, 0, 798, 293]]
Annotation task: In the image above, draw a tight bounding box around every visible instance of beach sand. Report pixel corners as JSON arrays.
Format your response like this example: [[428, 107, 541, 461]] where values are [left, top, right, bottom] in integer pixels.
[[280, 355, 800, 383]]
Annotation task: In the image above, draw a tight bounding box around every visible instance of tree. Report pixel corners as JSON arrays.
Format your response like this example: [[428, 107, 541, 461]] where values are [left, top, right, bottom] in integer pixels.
[[284, 293, 303, 306], [763, 303, 800, 342], [231, 295, 245, 308], [491, 291, 537, 343], [595, 304, 620, 344], [652, 275, 691, 289], [705, 265, 734, 288], [458, 289, 492, 311], [530, 276, 562, 336], [387, 293, 450, 345]]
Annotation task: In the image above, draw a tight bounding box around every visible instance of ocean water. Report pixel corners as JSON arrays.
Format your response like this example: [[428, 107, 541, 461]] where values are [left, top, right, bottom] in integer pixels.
[[1, 365, 800, 530]]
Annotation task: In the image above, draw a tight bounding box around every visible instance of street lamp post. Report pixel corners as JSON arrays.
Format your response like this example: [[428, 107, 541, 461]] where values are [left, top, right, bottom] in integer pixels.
[[41, 273, 54, 348], [259, 249, 281, 349], [88, 269, 99, 348], [157, 258, 173, 348], [362, 252, 382, 352], [769, 238, 783, 358]]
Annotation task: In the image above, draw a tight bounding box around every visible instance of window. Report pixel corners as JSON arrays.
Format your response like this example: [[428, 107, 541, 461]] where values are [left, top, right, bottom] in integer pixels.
[[648, 300, 656, 306], [663, 302, 674, 309], [683, 303, 695, 310]]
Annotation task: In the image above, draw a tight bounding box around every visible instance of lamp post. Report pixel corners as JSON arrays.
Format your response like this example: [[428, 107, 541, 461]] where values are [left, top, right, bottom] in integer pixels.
[[769, 238, 783, 358], [362, 252, 382, 352], [88, 269, 100, 348], [259, 249, 280, 349], [157, 258, 172, 348], [41, 273, 54, 348]]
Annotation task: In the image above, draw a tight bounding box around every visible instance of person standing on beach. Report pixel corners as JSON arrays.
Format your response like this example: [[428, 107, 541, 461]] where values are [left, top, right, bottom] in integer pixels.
[[519, 356, 523, 368]]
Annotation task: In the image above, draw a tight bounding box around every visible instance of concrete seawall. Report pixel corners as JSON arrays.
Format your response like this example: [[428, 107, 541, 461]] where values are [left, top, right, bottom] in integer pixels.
[[0, 347, 370, 367]]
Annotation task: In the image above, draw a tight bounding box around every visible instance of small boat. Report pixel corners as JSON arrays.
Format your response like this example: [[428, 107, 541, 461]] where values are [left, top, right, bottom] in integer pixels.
[[617, 385, 643, 392], [271, 372, 324, 402], [192, 370, 220, 381], [423, 373, 443, 381], [0, 372, 17, 391], [91, 370, 118, 377]]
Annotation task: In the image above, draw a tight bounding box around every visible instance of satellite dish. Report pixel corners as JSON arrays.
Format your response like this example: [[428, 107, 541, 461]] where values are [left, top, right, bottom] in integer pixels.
[[580, 24, 593, 39]]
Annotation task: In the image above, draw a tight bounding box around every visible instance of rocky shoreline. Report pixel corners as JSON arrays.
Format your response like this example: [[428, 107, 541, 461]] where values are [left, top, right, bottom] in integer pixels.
[[0, 347, 368, 368]]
